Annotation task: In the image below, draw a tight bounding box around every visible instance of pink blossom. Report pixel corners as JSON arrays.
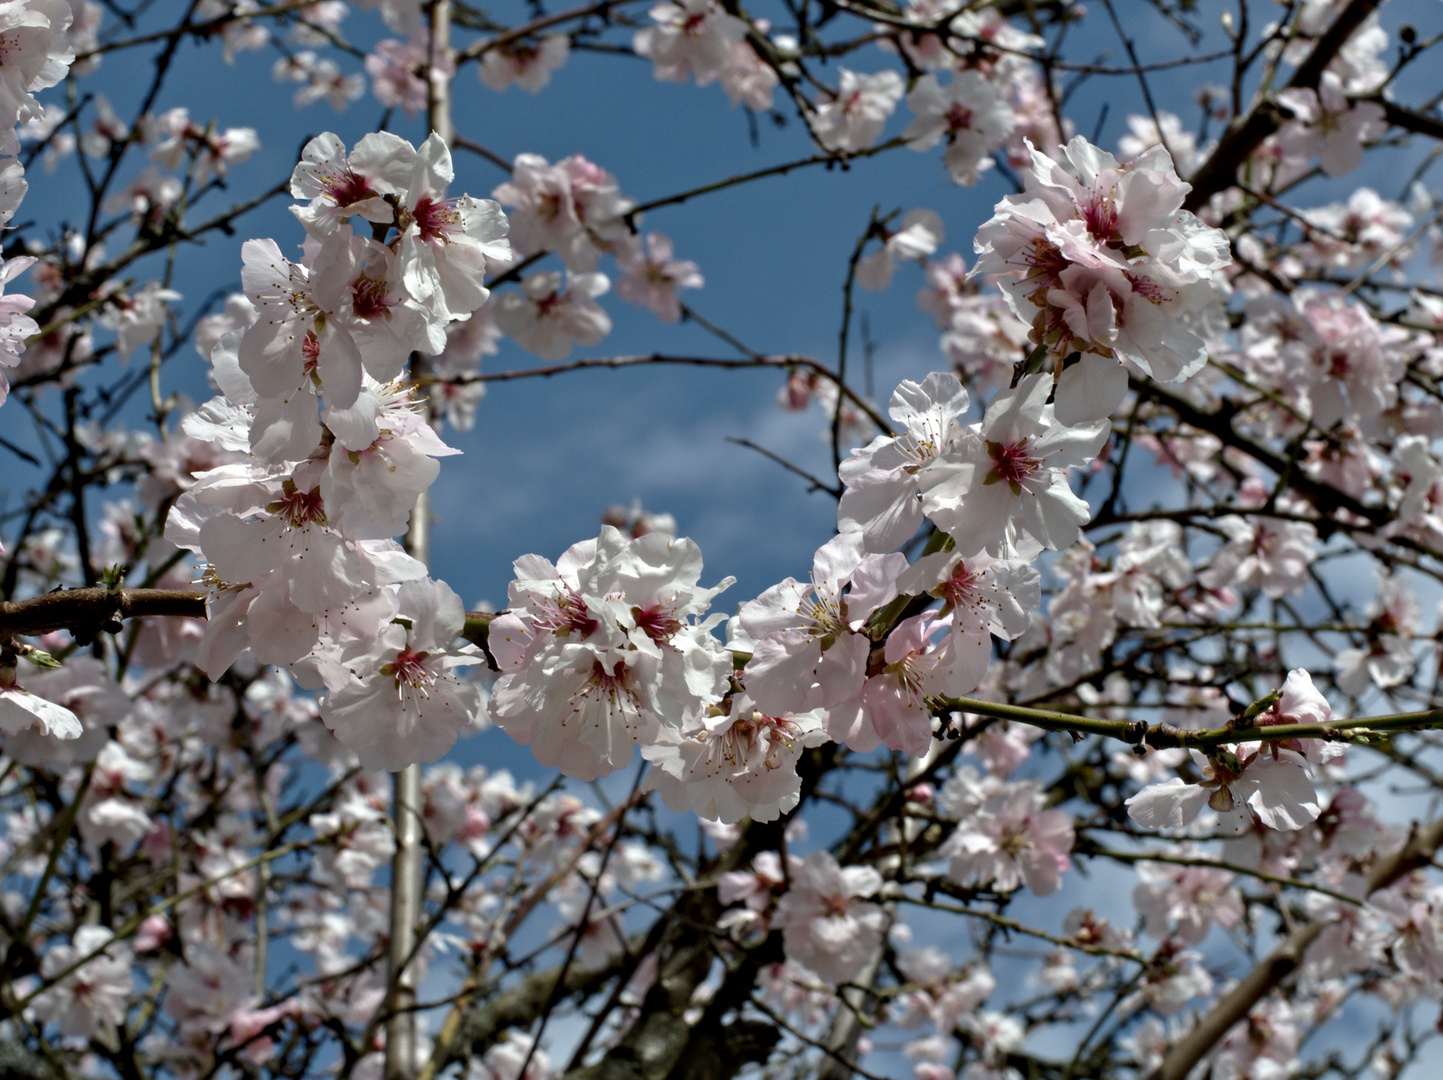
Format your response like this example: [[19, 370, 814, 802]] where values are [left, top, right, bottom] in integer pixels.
[[30, 926, 133, 1038], [813, 68, 903, 152], [941, 781, 1074, 895], [902, 71, 1014, 186], [857, 209, 944, 292], [773, 851, 887, 984], [971, 135, 1230, 412], [1277, 72, 1386, 177], [917, 373, 1109, 557], [366, 33, 449, 117], [740, 531, 905, 747], [289, 130, 414, 238], [644, 694, 829, 823], [633, 0, 747, 85], [479, 34, 569, 93], [1126, 747, 1323, 833], [615, 232, 703, 322], [396, 132, 512, 322], [494, 270, 612, 360], [838, 369, 972, 552], [321, 582, 483, 769]]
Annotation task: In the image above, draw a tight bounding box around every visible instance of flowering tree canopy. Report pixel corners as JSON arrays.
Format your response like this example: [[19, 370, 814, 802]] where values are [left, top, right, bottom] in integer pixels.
[[3, 1, 1443, 1079]]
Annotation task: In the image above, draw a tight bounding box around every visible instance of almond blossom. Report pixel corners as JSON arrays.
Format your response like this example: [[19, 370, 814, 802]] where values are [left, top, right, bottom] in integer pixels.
[[894, 547, 1040, 693], [288, 130, 414, 238], [1334, 574, 1419, 695], [1126, 746, 1323, 834], [773, 851, 887, 985], [1133, 856, 1243, 944], [365, 33, 447, 117], [320, 578, 484, 770], [902, 71, 1014, 186], [971, 135, 1231, 420], [489, 527, 734, 780], [940, 780, 1074, 895], [615, 232, 703, 322], [494, 270, 612, 360], [837, 370, 972, 552], [633, 0, 747, 85], [0, 651, 82, 740], [0, 0, 75, 127], [1276, 71, 1386, 177], [813, 68, 903, 152], [1197, 513, 1317, 600], [739, 531, 905, 748], [0, 254, 39, 404], [29, 926, 133, 1038], [917, 373, 1109, 557], [492, 153, 633, 272], [479, 35, 570, 93], [859, 612, 974, 756], [643, 694, 828, 823], [396, 132, 512, 322], [856, 209, 943, 292]]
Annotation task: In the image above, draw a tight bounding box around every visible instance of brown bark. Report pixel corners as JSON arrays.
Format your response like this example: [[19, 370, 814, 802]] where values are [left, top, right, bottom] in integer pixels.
[[1149, 815, 1443, 1080]]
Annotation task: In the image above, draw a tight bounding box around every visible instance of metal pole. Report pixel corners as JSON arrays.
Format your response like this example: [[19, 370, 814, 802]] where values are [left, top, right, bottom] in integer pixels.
[[385, 6, 451, 1076]]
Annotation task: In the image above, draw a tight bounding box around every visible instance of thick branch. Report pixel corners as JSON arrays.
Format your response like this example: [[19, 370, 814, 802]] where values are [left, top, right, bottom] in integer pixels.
[[1183, 0, 1383, 210], [944, 694, 1443, 751], [1375, 97, 1443, 141], [1149, 814, 1443, 1080], [0, 588, 206, 639], [450, 959, 621, 1061]]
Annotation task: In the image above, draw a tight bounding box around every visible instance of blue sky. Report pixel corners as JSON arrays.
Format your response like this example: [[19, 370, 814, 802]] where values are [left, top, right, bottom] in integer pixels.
[[10, 0, 1439, 786], [11, 3, 1443, 1074]]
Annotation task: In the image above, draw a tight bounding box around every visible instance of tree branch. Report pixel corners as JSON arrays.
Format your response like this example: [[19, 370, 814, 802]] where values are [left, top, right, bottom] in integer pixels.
[[1148, 814, 1443, 1080], [0, 587, 206, 639], [1183, 0, 1383, 210]]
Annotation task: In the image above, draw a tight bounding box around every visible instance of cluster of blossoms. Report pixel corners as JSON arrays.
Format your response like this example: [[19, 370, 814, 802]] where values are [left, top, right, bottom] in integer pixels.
[[0, 0, 76, 410], [487, 526, 735, 782], [0, 639, 635, 1077], [164, 129, 506, 768], [489, 150, 704, 354], [492, 136, 1244, 893], [12, 2, 1443, 1078], [972, 135, 1232, 423]]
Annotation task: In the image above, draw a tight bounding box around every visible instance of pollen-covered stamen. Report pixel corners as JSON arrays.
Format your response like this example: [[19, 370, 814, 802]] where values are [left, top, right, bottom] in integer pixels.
[[634, 605, 682, 644], [798, 579, 847, 641], [384, 647, 438, 703], [984, 440, 1042, 493], [412, 196, 462, 243], [574, 658, 644, 726], [1021, 237, 1070, 290], [535, 587, 599, 638], [882, 653, 929, 702], [1126, 272, 1175, 305], [267, 480, 328, 528], [322, 167, 379, 209], [351, 271, 393, 321], [896, 427, 943, 473], [197, 564, 244, 592], [939, 560, 990, 613], [718, 711, 763, 766]]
